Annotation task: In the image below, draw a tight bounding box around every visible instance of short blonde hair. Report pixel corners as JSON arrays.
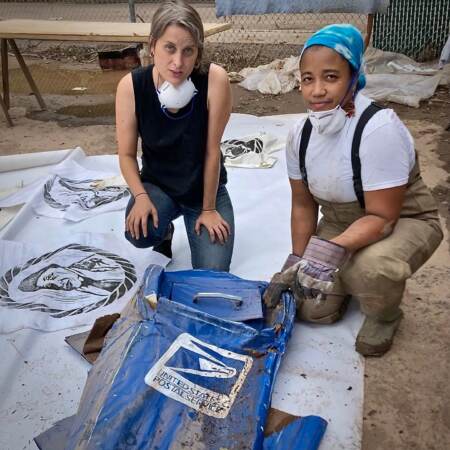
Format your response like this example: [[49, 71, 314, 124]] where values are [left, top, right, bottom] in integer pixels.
[[150, 0, 204, 67]]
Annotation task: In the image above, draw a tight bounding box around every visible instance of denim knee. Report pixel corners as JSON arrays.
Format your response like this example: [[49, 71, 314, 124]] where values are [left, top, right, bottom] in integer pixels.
[[124, 230, 160, 249], [124, 182, 180, 250], [186, 186, 234, 271], [192, 246, 233, 271]]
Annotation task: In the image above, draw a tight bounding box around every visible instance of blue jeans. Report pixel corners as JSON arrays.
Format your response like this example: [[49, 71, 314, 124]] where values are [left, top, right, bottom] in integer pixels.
[[125, 183, 234, 271]]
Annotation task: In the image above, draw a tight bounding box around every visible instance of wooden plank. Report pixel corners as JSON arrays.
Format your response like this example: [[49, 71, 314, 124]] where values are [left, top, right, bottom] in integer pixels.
[[1, 39, 9, 109], [0, 19, 231, 42], [8, 39, 46, 110], [0, 92, 13, 127]]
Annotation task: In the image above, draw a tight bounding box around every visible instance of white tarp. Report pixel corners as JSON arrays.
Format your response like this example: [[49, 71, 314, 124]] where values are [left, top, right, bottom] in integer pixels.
[[0, 114, 364, 450], [362, 47, 448, 107], [239, 56, 300, 95], [363, 73, 442, 108], [439, 34, 450, 69]]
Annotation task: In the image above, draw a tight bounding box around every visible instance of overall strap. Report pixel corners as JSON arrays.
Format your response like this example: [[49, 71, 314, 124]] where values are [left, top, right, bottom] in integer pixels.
[[298, 118, 312, 186], [351, 102, 384, 209]]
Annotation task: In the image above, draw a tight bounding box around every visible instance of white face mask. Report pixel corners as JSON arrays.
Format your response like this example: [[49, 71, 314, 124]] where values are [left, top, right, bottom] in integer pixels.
[[307, 104, 348, 135], [156, 77, 198, 110]]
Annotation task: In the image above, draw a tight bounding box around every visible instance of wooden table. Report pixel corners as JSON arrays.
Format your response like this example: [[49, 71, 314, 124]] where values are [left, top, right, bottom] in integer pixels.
[[0, 19, 231, 126]]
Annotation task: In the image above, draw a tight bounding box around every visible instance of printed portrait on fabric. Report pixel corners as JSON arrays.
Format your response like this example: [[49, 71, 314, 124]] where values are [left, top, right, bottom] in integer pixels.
[[221, 138, 263, 162], [220, 134, 282, 169], [0, 244, 136, 318], [43, 176, 129, 211]]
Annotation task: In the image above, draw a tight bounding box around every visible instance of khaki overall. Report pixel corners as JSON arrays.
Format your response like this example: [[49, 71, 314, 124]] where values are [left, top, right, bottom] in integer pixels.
[[298, 161, 443, 323]]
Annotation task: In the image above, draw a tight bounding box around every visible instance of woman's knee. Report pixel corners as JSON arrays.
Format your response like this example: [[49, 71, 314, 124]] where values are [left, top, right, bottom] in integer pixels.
[[124, 213, 167, 249], [297, 294, 349, 324], [124, 183, 179, 249], [343, 250, 411, 293], [191, 247, 233, 271], [124, 207, 173, 250], [124, 229, 159, 249], [339, 250, 410, 318], [190, 234, 234, 272], [192, 259, 231, 272]]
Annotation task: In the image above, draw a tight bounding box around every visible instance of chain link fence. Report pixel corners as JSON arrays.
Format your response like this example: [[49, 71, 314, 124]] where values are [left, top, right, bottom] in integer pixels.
[[0, 1, 447, 118], [0, 1, 368, 64], [373, 0, 450, 61]]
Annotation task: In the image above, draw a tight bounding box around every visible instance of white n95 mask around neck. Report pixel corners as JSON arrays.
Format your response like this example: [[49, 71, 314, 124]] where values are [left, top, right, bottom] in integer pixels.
[[307, 104, 348, 135], [156, 77, 198, 110]]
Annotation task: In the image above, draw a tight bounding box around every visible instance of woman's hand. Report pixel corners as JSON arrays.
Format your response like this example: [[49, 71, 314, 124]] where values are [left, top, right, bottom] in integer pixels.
[[126, 194, 159, 240], [195, 210, 230, 244]]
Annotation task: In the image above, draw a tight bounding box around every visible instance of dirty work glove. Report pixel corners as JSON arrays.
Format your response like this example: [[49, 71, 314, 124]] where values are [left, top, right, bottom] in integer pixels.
[[280, 253, 302, 271], [263, 254, 302, 309], [296, 236, 348, 299]]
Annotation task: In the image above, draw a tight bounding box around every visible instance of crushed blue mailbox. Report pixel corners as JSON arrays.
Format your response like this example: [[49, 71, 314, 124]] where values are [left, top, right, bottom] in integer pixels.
[[64, 265, 327, 450]]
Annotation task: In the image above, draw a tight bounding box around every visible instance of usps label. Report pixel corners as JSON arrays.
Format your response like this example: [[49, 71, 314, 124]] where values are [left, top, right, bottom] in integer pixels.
[[144, 333, 253, 418]]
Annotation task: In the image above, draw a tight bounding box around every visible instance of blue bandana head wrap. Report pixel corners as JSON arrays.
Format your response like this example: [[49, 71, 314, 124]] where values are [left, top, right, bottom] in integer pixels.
[[300, 24, 366, 92]]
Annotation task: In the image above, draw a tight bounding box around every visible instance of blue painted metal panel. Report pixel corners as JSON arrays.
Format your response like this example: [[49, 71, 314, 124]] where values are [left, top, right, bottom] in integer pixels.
[[216, 0, 389, 16]]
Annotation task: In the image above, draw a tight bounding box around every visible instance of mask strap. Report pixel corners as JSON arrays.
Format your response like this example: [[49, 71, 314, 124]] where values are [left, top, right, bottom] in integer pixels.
[[338, 72, 358, 107], [160, 95, 197, 120], [155, 69, 163, 93]]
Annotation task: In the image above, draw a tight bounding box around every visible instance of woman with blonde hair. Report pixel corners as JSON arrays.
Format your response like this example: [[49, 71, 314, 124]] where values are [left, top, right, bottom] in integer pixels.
[[116, 0, 234, 270]]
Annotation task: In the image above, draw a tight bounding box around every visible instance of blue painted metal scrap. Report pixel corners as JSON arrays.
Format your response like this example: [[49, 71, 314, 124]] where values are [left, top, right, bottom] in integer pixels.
[[64, 266, 327, 450], [216, 0, 390, 16]]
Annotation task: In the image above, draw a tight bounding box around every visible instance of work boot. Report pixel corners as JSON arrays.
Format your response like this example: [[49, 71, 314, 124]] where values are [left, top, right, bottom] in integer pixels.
[[355, 310, 403, 357], [153, 223, 174, 259]]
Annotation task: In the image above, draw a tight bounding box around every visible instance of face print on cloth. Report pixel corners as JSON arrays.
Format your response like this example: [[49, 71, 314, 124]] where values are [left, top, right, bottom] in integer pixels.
[[44, 176, 129, 211], [221, 138, 264, 161], [0, 244, 136, 318]]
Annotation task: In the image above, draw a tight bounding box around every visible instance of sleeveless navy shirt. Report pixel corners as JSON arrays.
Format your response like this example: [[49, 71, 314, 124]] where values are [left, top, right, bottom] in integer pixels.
[[131, 64, 227, 206]]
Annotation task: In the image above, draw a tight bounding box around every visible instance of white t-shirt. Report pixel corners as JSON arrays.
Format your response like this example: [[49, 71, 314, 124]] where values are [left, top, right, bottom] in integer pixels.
[[286, 93, 415, 202]]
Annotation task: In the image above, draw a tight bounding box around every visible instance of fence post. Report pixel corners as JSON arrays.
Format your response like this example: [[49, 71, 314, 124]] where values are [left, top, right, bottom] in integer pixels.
[[128, 0, 136, 23]]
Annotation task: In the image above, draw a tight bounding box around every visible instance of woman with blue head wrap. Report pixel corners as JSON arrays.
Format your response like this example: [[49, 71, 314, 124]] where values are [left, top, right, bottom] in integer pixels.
[[299, 24, 367, 134], [302, 24, 366, 90], [264, 24, 442, 356]]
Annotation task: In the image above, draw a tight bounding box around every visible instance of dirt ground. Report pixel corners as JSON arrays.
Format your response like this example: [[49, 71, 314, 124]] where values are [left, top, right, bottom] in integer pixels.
[[0, 58, 449, 450]]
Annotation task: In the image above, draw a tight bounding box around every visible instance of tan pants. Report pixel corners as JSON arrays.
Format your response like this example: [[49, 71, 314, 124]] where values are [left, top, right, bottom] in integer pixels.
[[299, 175, 443, 322]]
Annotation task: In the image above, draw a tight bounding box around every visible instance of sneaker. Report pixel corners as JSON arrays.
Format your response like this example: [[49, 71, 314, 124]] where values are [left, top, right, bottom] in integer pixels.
[[153, 223, 174, 259], [355, 310, 403, 357]]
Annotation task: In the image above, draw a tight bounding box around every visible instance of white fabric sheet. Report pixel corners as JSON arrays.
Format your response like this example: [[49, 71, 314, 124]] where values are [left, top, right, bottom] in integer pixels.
[[0, 114, 364, 450]]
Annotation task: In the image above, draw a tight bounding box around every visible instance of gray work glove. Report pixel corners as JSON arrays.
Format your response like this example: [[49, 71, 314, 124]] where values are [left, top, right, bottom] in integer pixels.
[[263, 254, 301, 309], [263, 237, 348, 309], [280, 253, 302, 271], [296, 236, 348, 300]]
